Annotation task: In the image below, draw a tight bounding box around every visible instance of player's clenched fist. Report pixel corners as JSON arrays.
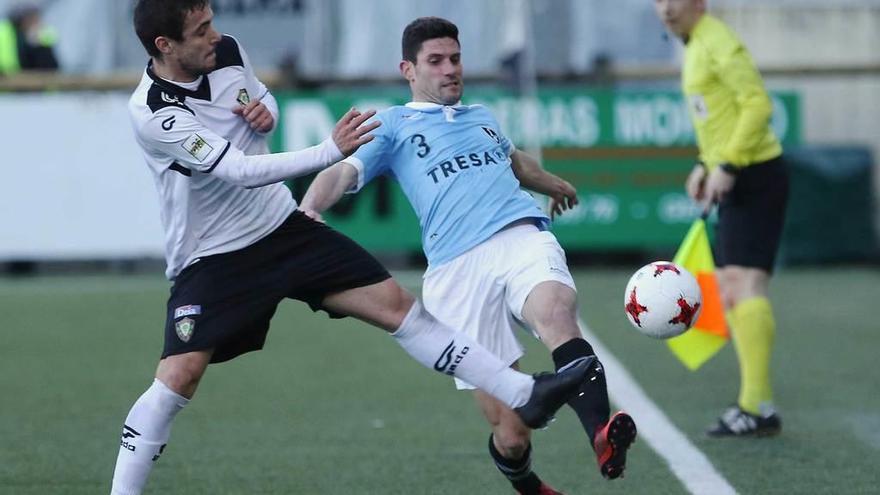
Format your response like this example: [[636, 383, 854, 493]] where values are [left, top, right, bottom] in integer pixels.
[[232, 99, 275, 133], [332, 108, 381, 157]]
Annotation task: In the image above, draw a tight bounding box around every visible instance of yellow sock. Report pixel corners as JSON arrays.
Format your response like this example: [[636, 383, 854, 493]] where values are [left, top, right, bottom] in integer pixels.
[[729, 297, 776, 415]]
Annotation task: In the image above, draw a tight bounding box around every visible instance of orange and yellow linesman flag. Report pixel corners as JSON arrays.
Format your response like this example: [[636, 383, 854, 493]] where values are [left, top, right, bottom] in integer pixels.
[[667, 218, 728, 370]]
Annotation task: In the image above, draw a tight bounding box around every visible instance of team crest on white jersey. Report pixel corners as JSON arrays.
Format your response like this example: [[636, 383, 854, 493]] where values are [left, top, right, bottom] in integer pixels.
[[175, 317, 195, 342], [181, 133, 214, 162], [236, 88, 250, 106]]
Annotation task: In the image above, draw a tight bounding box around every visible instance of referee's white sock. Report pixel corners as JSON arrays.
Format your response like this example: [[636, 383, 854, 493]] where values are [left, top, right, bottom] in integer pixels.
[[111, 379, 188, 495], [392, 299, 534, 408]]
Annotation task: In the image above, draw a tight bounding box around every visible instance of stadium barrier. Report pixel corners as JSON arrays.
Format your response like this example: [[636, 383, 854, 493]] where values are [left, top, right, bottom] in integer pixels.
[[9, 86, 874, 264], [780, 146, 878, 264]]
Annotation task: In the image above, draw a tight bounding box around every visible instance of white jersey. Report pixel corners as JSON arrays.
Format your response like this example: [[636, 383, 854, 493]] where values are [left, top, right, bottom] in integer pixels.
[[129, 35, 294, 280]]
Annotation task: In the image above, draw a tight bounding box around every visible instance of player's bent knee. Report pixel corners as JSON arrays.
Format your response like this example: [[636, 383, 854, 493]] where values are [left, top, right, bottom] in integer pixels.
[[524, 289, 579, 345], [719, 267, 765, 307], [361, 277, 414, 311], [378, 279, 417, 326], [155, 352, 210, 398], [525, 282, 577, 323]]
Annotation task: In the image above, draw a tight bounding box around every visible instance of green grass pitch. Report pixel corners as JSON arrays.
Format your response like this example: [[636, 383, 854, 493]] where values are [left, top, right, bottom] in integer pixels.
[[1, 268, 877, 494]]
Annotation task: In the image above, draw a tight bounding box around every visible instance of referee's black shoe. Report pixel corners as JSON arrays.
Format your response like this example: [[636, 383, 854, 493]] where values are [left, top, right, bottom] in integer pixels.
[[514, 356, 598, 429], [706, 405, 782, 437]]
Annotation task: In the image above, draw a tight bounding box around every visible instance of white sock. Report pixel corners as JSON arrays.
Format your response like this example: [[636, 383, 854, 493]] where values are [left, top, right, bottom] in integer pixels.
[[392, 300, 534, 408], [111, 379, 189, 495]]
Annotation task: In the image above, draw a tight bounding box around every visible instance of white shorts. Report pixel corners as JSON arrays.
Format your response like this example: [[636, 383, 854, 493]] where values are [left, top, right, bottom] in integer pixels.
[[422, 223, 576, 390]]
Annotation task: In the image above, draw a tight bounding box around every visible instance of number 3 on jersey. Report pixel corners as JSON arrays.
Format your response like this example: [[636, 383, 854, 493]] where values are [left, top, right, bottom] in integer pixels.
[[410, 134, 430, 158]]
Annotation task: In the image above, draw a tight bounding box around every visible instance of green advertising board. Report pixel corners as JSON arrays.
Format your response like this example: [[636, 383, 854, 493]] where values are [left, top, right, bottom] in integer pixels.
[[273, 88, 800, 254]]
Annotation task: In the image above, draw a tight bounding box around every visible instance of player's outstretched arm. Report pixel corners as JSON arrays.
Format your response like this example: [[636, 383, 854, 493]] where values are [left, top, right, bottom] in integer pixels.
[[202, 108, 379, 189], [139, 104, 380, 189], [300, 162, 359, 217], [162, 109, 380, 188], [510, 150, 579, 219]]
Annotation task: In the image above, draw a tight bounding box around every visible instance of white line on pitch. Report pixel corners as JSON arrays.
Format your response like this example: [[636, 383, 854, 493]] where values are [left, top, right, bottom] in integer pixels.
[[578, 318, 737, 495]]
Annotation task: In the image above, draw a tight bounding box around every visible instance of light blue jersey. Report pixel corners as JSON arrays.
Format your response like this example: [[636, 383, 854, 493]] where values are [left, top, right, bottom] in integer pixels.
[[347, 102, 549, 266]]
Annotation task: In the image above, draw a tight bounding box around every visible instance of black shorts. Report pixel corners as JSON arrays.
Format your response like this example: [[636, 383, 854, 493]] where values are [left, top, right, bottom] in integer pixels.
[[162, 211, 391, 363], [715, 156, 789, 273]]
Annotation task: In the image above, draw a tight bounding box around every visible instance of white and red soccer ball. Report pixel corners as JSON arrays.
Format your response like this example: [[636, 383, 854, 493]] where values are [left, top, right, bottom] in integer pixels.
[[624, 261, 703, 339]]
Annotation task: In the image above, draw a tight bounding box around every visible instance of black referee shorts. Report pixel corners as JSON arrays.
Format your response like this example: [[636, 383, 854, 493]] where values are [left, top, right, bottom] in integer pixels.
[[715, 155, 789, 273], [162, 211, 391, 363]]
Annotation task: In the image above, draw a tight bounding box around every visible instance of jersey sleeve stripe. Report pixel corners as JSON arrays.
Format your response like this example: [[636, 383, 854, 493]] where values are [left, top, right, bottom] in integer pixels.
[[169, 162, 192, 177], [205, 142, 231, 173]]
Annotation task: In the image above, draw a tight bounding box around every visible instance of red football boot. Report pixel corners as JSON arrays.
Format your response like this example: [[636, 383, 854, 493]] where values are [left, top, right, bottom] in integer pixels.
[[593, 411, 637, 480]]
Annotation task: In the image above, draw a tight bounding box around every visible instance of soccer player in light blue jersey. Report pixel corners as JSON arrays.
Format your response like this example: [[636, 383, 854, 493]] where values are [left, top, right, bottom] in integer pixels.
[[301, 17, 637, 493]]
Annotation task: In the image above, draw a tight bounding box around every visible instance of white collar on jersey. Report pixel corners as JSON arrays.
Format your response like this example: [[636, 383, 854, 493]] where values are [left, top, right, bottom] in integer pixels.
[[163, 75, 203, 91], [405, 101, 465, 110]]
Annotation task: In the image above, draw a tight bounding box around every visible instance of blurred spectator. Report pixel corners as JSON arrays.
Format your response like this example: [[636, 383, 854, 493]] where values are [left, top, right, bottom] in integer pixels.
[[0, 3, 58, 75]]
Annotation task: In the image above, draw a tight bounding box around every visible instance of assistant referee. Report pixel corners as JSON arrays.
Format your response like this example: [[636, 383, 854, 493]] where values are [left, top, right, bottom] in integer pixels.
[[655, 0, 788, 437]]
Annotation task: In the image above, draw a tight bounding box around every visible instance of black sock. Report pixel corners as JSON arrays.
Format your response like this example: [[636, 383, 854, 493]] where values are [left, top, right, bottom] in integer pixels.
[[552, 338, 611, 443], [488, 434, 542, 494]]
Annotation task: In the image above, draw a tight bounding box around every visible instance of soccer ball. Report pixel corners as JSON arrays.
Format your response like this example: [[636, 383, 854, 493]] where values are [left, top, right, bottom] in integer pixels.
[[623, 261, 702, 339]]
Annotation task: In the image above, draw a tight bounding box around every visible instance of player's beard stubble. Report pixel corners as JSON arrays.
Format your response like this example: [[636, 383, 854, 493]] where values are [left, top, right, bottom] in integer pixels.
[[180, 50, 217, 78]]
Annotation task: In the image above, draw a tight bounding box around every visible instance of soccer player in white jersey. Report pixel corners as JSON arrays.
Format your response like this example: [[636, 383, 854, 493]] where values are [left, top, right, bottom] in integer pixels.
[[301, 17, 638, 494], [111, 3, 594, 494]]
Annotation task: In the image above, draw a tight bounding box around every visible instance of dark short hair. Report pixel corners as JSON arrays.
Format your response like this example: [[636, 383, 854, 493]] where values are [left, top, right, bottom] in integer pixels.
[[401, 17, 459, 63], [134, 0, 210, 58]]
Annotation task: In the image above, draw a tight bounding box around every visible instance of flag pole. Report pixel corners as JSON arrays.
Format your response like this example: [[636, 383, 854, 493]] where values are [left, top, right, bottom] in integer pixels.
[[667, 204, 729, 370]]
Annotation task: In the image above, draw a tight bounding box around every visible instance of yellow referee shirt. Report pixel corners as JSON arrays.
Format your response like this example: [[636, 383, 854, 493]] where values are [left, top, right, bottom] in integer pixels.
[[683, 14, 782, 169]]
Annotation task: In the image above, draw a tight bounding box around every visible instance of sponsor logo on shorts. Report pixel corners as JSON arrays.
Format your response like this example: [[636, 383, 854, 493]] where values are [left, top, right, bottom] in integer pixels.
[[175, 317, 195, 342], [174, 304, 202, 319], [548, 257, 567, 275], [433, 341, 470, 376]]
